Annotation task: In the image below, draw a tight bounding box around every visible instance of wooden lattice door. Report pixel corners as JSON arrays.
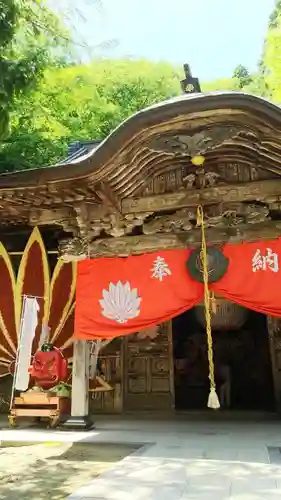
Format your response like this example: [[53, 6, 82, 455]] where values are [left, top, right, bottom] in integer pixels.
[[89, 338, 123, 413], [124, 322, 174, 411]]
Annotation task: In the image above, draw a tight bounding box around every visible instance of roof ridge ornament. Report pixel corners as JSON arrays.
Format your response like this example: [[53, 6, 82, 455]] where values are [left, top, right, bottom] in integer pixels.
[[180, 63, 201, 94]]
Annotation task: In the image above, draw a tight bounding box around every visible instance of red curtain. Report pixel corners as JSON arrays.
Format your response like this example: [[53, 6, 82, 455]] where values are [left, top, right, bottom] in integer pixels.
[[74, 250, 203, 339], [74, 238, 281, 340], [211, 239, 281, 317]]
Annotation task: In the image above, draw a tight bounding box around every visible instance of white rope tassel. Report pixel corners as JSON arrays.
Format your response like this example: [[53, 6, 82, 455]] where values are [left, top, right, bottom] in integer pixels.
[[207, 387, 220, 410], [197, 205, 220, 411]]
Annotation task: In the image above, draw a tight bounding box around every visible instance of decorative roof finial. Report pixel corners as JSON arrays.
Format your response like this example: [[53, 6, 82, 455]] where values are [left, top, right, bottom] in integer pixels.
[[180, 64, 201, 94]]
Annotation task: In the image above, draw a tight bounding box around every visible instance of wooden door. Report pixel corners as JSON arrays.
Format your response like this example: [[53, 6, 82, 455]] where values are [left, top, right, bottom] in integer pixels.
[[124, 322, 174, 411], [89, 338, 123, 414]]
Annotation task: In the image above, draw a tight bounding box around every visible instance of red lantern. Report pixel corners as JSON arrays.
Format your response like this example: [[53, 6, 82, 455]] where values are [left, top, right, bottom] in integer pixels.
[[29, 344, 68, 390]]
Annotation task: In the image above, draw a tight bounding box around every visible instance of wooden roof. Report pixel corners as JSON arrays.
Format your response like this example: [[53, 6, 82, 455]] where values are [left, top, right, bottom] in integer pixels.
[[1, 92, 281, 189], [1, 91, 281, 258]]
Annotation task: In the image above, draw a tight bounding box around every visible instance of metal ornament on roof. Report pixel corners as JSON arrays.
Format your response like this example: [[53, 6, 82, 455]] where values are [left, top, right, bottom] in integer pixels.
[[180, 64, 201, 94]]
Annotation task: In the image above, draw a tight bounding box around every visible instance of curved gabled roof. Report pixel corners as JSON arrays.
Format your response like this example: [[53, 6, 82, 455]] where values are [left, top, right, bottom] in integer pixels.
[[1, 91, 281, 191]]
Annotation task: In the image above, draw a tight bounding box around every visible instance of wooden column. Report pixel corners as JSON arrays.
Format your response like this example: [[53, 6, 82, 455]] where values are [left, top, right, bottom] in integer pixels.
[[167, 320, 175, 411], [71, 340, 89, 417], [267, 316, 281, 414], [63, 340, 94, 429]]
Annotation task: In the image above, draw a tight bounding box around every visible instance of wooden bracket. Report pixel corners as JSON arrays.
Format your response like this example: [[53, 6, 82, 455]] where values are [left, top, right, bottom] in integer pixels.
[[94, 181, 122, 214]]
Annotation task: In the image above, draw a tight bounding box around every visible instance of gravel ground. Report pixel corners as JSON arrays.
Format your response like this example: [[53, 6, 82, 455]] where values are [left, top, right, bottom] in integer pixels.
[[0, 441, 137, 500]]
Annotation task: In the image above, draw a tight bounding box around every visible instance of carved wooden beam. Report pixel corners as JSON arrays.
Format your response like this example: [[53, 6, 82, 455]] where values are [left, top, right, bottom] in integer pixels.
[[59, 220, 281, 260], [28, 207, 79, 236], [75, 203, 91, 239], [29, 207, 75, 225], [122, 179, 281, 214], [94, 181, 121, 214]]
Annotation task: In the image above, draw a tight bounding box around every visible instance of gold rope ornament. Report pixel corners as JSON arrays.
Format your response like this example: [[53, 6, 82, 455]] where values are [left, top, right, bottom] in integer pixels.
[[197, 205, 220, 410]]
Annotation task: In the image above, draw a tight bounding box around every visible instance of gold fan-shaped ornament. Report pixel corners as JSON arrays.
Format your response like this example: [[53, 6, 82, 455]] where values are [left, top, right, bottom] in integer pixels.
[[0, 228, 76, 378]]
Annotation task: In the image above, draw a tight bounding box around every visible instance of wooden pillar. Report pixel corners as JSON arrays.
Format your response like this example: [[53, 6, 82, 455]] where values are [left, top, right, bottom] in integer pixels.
[[71, 340, 89, 417], [167, 320, 175, 411], [267, 316, 281, 414], [63, 340, 94, 429]]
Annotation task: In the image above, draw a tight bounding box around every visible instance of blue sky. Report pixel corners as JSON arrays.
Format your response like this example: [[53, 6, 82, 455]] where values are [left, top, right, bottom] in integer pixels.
[[55, 0, 275, 80]]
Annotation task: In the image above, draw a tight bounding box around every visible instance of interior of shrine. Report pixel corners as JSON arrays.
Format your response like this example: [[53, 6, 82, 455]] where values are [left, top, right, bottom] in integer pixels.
[[172, 303, 275, 412]]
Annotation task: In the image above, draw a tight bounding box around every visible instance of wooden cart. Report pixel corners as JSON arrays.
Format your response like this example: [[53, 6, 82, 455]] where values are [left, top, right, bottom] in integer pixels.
[[9, 391, 71, 428]]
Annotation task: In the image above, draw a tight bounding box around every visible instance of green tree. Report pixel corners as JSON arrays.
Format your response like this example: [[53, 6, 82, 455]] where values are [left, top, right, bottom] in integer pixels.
[[0, 59, 181, 172], [0, 0, 70, 140], [232, 65, 253, 88], [263, 13, 281, 102], [201, 77, 240, 92], [268, 0, 281, 28], [258, 0, 281, 88], [242, 74, 270, 99]]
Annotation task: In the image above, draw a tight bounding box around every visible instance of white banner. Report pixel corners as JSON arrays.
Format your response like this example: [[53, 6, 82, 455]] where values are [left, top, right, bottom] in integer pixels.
[[15, 297, 40, 391]]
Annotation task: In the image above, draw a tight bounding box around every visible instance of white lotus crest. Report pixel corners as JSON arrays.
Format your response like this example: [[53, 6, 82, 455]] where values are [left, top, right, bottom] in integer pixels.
[[99, 281, 142, 324]]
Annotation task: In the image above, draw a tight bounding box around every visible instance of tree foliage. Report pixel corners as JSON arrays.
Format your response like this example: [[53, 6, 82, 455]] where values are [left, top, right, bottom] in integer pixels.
[[0, 0, 70, 140], [232, 65, 253, 88], [268, 0, 281, 28], [263, 12, 281, 102], [0, 60, 181, 172], [201, 77, 240, 92]]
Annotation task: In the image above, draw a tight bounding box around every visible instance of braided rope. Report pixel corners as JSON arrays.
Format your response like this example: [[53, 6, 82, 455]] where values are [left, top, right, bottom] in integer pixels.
[[197, 205, 216, 394]]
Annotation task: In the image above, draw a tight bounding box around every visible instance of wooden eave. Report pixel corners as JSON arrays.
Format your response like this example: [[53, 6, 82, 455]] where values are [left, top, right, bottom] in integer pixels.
[[0, 92, 281, 192], [2, 91, 281, 256]]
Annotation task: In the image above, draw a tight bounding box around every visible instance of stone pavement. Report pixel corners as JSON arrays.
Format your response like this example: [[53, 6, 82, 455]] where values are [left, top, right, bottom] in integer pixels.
[[2, 415, 281, 499]]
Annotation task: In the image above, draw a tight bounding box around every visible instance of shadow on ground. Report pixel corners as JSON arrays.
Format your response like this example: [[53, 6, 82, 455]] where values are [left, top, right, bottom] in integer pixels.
[[0, 442, 139, 500]]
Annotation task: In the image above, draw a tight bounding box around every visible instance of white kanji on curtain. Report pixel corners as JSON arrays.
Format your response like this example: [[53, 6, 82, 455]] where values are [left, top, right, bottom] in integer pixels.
[[151, 256, 172, 281], [252, 248, 279, 273]]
